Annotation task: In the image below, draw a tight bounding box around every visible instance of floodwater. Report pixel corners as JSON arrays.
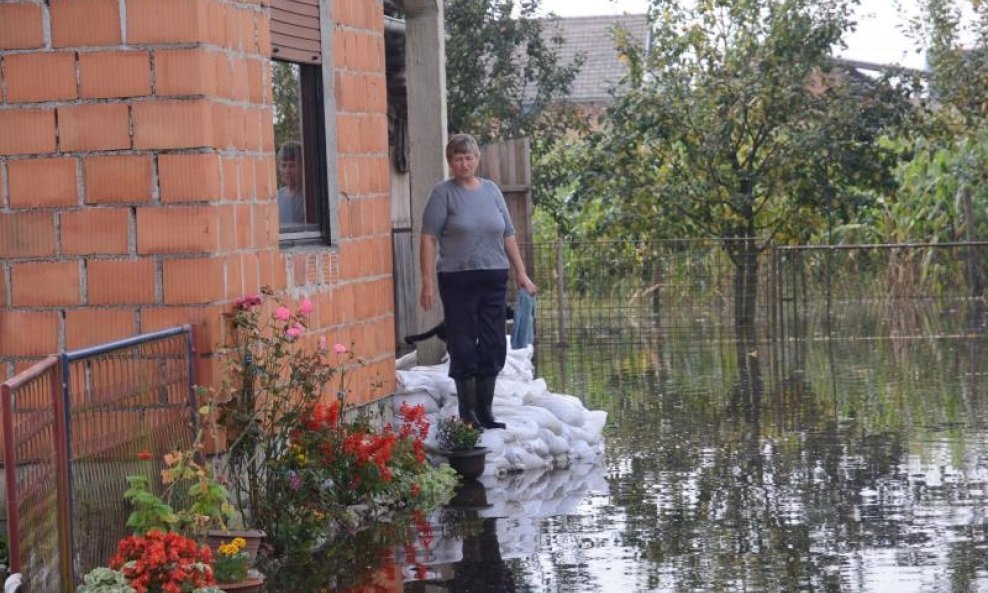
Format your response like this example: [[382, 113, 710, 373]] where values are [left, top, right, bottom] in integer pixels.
[[296, 330, 988, 593]]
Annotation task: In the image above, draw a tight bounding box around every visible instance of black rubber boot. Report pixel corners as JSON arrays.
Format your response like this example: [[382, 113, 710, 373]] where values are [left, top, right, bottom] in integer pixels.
[[454, 378, 483, 428], [476, 375, 505, 429]]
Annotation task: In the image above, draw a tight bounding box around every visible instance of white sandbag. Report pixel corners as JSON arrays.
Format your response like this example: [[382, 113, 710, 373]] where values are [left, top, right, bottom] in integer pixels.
[[583, 410, 607, 437], [505, 447, 549, 470], [520, 433, 550, 458], [527, 394, 586, 427], [562, 422, 600, 446], [539, 428, 570, 456], [516, 405, 564, 435], [392, 391, 440, 415], [569, 440, 597, 460], [496, 412, 540, 442], [478, 429, 506, 458]]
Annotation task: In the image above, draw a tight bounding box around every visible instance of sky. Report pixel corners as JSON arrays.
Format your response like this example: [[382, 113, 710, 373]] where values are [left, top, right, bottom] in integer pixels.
[[537, 0, 979, 71]]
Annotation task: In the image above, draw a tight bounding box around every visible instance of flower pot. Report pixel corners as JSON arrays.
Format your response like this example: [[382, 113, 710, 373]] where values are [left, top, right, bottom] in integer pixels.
[[216, 576, 264, 593], [443, 447, 488, 479], [205, 529, 266, 567]]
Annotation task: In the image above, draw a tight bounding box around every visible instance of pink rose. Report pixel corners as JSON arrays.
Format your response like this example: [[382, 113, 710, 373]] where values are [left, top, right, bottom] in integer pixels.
[[299, 297, 314, 315], [275, 306, 291, 321], [333, 343, 347, 354], [286, 324, 304, 339]]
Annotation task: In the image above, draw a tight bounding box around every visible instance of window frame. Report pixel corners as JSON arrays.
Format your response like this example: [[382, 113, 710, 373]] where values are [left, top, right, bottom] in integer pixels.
[[272, 0, 339, 248]]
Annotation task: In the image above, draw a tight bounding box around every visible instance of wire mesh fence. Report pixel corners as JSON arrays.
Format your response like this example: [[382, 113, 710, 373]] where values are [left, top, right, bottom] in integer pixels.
[[1, 326, 198, 593], [777, 242, 988, 341], [1, 357, 67, 593], [64, 328, 198, 582], [524, 239, 778, 347], [522, 239, 988, 351]]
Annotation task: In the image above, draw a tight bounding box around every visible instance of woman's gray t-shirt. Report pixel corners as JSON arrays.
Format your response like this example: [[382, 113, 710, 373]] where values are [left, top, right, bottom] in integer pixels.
[[421, 178, 516, 273]]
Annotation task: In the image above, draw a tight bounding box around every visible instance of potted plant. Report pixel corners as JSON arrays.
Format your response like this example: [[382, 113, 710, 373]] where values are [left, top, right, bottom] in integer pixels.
[[436, 416, 487, 479], [210, 537, 263, 593]]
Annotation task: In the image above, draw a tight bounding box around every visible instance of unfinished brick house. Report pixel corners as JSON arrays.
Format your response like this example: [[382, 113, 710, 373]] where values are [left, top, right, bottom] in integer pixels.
[[0, 0, 449, 403]]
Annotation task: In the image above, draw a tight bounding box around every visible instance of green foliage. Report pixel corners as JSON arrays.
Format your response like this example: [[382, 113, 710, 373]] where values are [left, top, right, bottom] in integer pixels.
[[908, 0, 988, 130], [444, 0, 581, 142], [123, 475, 178, 535], [78, 567, 136, 593], [571, 0, 910, 249], [272, 61, 301, 149]]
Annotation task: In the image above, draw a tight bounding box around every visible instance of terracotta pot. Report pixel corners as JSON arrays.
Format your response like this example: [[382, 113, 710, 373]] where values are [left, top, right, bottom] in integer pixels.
[[205, 529, 266, 567], [443, 447, 488, 479], [216, 576, 264, 593]]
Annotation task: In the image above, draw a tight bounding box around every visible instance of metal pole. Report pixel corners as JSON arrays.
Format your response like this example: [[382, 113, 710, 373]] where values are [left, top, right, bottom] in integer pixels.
[[56, 354, 76, 593], [554, 236, 568, 347]]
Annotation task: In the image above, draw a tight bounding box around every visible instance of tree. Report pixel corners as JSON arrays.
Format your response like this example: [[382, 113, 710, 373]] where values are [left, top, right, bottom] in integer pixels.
[[443, 0, 582, 143], [569, 0, 911, 342]]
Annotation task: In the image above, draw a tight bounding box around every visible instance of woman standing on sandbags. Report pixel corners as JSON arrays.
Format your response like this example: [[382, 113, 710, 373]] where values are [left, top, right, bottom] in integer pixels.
[[419, 133, 538, 430]]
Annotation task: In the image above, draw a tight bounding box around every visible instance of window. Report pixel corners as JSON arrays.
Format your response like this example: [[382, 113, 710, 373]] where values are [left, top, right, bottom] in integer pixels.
[[273, 61, 330, 243], [270, 0, 336, 245]]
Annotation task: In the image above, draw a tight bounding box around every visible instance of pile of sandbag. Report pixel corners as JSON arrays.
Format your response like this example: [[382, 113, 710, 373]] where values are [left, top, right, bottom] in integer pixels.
[[393, 342, 607, 476]]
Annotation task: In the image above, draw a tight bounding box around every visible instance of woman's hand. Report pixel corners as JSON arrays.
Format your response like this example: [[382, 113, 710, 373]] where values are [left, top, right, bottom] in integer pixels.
[[420, 283, 435, 311], [518, 273, 538, 295]]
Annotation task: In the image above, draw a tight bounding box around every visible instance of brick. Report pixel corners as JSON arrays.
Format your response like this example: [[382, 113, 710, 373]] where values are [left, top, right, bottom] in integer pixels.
[[51, 0, 122, 47], [60, 208, 130, 255], [136, 206, 219, 254], [140, 304, 222, 354], [0, 3, 44, 50], [87, 258, 156, 304], [132, 100, 213, 150], [161, 257, 224, 304], [65, 307, 135, 350], [83, 155, 153, 203], [11, 260, 81, 307], [154, 49, 217, 97], [127, 0, 206, 44], [0, 212, 55, 258], [0, 109, 57, 156], [8, 158, 78, 207], [4, 52, 78, 103], [0, 311, 60, 356], [157, 153, 221, 202], [79, 51, 151, 98], [58, 103, 131, 152]]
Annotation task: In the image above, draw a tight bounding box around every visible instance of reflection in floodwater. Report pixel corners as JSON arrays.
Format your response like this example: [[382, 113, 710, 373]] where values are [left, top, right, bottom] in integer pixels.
[[401, 464, 609, 593], [278, 330, 988, 592]]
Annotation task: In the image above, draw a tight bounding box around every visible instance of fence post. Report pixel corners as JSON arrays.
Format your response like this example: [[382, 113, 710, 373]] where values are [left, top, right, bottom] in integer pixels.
[[1, 383, 21, 576], [185, 325, 200, 433], [554, 237, 568, 347], [56, 354, 76, 593]]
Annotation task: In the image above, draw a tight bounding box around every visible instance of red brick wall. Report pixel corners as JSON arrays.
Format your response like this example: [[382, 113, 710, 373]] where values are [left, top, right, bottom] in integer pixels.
[[0, 0, 396, 402]]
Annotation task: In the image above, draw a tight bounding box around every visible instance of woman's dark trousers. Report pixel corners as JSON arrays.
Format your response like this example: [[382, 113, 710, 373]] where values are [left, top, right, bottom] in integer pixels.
[[438, 269, 508, 429]]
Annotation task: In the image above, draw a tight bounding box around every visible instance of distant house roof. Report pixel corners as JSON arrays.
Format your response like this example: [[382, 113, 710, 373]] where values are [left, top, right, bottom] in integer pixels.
[[540, 14, 651, 104]]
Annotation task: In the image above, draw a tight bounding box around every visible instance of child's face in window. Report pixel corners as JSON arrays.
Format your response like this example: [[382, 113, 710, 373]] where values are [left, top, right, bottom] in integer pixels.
[[279, 156, 301, 189]]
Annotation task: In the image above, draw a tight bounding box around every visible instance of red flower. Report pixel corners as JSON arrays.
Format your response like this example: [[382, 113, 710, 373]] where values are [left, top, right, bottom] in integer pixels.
[[137, 450, 153, 461], [109, 530, 214, 593], [410, 483, 421, 497]]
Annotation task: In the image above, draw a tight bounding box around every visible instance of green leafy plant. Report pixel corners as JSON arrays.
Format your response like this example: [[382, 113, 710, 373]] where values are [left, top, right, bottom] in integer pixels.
[[77, 567, 136, 593], [123, 420, 236, 538], [436, 415, 482, 451]]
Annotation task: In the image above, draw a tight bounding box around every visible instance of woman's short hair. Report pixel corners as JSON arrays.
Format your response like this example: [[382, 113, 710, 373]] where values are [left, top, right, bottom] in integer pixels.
[[277, 140, 302, 163], [445, 133, 480, 160]]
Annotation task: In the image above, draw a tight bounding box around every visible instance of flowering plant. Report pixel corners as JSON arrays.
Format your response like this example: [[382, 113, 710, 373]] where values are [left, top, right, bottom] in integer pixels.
[[213, 291, 457, 556], [211, 537, 249, 584], [436, 415, 482, 451], [108, 530, 214, 593]]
